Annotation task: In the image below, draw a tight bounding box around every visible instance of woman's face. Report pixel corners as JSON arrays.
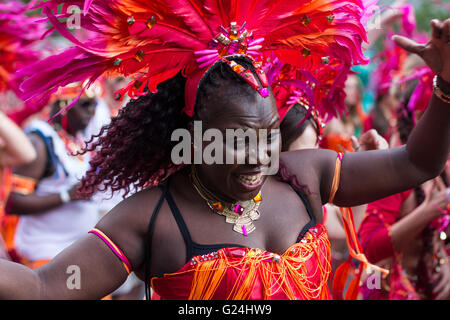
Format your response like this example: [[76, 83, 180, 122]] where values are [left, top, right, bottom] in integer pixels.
[[67, 97, 97, 133], [194, 89, 280, 202]]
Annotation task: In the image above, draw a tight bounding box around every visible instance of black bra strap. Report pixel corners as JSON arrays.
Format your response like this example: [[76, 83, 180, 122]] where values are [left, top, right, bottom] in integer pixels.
[[295, 187, 316, 224], [164, 189, 194, 263], [293, 187, 316, 241], [144, 181, 169, 301]]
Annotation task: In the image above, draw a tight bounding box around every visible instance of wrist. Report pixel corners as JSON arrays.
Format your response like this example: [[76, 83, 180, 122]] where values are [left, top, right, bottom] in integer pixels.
[[59, 190, 71, 204], [433, 75, 450, 104], [437, 75, 450, 94], [419, 201, 441, 220]]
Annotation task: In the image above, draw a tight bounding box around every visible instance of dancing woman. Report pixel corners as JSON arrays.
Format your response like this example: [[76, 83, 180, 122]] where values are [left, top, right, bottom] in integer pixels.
[[0, 1, 448, 300]]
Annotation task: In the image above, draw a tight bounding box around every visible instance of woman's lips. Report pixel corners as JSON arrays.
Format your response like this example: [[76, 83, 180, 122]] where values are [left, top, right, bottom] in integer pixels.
[[234, 172, 265, 193], [238, 172, 263, 186]]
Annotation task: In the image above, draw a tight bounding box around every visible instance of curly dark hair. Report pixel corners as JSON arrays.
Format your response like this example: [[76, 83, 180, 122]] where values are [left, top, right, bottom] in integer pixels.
[[77, 56, 260, 199]]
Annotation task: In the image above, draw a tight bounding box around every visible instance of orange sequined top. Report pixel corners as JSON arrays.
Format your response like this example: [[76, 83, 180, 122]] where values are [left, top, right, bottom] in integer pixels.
[[151, 223, 331, 300]]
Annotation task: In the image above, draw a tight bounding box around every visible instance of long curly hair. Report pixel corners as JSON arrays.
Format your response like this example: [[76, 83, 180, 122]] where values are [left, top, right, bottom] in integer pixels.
[[77, 56, 259, 199]]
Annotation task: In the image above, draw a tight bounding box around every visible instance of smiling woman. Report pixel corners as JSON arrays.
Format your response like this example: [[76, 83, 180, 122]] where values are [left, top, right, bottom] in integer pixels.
[[0, 0, 449, 301]]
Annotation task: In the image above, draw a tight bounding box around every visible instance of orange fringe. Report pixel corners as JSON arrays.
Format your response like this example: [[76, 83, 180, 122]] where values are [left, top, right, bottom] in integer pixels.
[[171, 229, 332, 300], [1, 174, 36, 253], [0, 168, 12, 219], [10, 174, 37, 195], [332, 207, 389, 300]]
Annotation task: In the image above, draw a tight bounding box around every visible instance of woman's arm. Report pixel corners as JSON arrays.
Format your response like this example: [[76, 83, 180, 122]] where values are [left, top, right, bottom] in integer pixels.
[[327, 19, 450, 207], [284, 20, 449, 209], [389, 178, 448, 252], [0, 112, 36, 168], [0, 188, 154, 299], [5, 133, 80, 215], [0, 234, 129, 299]]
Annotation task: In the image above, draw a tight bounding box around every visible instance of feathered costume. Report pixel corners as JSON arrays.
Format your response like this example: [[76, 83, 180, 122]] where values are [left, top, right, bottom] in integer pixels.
[[16, 0, 379, 300], [0, 0, 50, 124], [18, 0, 373, 118], [358, 5, 447, 301]]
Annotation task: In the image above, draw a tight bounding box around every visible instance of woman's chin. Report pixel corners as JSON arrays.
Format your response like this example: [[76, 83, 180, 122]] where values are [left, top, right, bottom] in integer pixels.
[[230, 173, 266, 201]]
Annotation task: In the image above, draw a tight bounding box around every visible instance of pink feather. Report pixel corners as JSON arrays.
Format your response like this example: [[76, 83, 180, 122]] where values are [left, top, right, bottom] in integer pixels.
[[164, 0, 214, 38]]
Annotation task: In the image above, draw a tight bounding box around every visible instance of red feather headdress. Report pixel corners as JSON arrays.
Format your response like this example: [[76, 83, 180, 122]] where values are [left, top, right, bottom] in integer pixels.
[[17, 0, 373, 118], [0, 0, 44, 96], [266, 54, 348, 124], [0, 0, 53, 123]]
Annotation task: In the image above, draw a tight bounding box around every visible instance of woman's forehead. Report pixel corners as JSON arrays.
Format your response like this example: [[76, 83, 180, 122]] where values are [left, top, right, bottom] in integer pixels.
[[201, 93, 279, 129]]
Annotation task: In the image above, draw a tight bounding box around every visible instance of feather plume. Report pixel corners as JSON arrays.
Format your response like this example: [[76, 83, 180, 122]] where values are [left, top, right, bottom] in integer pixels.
[[16, 0, 376, 119]]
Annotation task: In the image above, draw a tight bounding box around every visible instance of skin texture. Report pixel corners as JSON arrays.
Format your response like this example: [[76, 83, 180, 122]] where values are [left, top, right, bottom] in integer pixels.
[[0, 19, 449, 300]]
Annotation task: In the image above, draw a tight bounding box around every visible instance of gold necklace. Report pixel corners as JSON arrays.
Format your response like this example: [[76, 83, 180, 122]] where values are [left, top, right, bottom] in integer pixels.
[[190, 165, 262, 236]]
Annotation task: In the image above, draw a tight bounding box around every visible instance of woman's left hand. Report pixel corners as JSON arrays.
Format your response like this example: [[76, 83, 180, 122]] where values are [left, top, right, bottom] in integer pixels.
[[351, 129, 389, 152], [393, 18, 450, 82]]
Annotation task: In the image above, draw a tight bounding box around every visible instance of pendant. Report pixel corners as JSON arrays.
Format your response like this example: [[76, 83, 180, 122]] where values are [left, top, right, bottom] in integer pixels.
[[220, 203, 260, 236], [249, 209, 260, 220]]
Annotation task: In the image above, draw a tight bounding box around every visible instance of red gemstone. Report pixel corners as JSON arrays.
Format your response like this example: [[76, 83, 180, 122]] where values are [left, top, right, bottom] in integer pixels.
[[234, 204, 244, 215]]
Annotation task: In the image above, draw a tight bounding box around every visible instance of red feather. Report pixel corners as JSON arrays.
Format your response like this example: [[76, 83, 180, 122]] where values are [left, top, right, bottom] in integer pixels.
[[16, 0, 374, 121], [165, 0, 214, 38]]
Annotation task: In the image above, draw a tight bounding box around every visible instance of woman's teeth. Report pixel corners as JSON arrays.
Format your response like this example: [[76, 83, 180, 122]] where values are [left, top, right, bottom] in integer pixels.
[[238, 173, 262, 185]]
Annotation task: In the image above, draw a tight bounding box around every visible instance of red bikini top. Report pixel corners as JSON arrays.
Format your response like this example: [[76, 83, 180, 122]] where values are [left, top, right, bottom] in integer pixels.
[[151, 223, 331, 300]]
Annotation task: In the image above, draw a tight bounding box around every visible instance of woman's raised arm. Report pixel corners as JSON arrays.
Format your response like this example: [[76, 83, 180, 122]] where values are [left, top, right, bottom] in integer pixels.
[[284, 19, 450, 208], [331, 18, 450, 207]]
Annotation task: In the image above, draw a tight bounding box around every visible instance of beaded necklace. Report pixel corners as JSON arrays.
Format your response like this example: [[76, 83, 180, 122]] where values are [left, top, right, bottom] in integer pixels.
[[190, 165, 262, 236]]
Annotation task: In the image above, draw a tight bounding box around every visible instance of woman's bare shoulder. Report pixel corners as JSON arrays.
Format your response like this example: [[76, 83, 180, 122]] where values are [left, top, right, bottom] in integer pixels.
[[93, 186, 167, 270]]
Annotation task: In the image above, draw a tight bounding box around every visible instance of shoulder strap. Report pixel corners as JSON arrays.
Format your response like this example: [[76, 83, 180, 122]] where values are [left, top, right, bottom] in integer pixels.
[[164, 188, 194, 262], [295, 187, 316, 240], [144, 181, 169, 301]]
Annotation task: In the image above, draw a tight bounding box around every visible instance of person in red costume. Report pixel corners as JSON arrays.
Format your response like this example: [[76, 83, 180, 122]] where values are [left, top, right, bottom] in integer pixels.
[[0, 0, 449, 301], [279, 103, 388, 294], [358, 76, 450, 300], [0, 111, 36, 261]]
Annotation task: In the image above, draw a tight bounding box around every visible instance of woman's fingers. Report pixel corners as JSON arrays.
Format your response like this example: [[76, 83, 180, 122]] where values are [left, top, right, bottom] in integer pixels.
[[434, 277, 450, 300], [434, 176, 446, 192], [431, 19, 443, 40], [422, 179, 436, 199], [392, 35, 424, 56], [350, 136, 360, 151], [441, 19, 450, 44]]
